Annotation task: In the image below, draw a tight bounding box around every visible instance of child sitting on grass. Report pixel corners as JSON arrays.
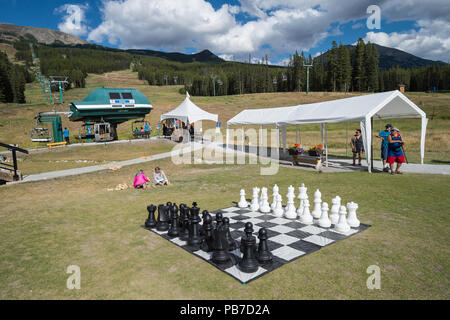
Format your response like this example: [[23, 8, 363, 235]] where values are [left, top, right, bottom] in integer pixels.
[[133, 169, 150, 189], [152, 167, 171, 187]]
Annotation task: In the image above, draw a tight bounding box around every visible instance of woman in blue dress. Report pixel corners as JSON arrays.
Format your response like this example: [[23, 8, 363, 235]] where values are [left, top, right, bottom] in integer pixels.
[[387, 127, 406, 175]]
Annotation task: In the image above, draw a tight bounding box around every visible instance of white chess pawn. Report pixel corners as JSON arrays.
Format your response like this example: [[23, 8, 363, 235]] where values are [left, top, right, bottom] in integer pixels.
[[238, 189, 248, 208], [284, 189, 297, 219], [312, 189, 322, 220], [273, 194, 284, 217], [333, 205, 351, 234], [299, 199, 313, 224], [271, 184, 279, 210], [250, 187, 260, 211], [318, 202, 331, 228], [346, 202, 360, 228], [260, 189, 271, 213], [329, 196, 341, 225]]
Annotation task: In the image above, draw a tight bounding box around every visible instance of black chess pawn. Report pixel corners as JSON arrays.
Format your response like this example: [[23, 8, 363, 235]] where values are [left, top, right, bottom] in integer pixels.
[[238, 222, 259, 273], [187, 203, 202, 246], [256, 228, 272, 265], [156, 204, 170, 231], [215, 212, 223, 229], [166, 202, 173, 224], [223, 217, 237, 251], [200, 214, 214, 252], [179, 205, 190, 241], [200, 210, 209, 236], [171, 203, 179, 219], [145, 204, 157, 229], [211, 225, 232, 265], [179, 204, 186, 227], [168, 208, 180, 237]]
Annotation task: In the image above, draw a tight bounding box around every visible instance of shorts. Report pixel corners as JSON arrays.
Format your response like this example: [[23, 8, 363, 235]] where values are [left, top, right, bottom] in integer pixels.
[[381, 146, 388, 160], [153, 180, 167, 185], [387, 155, 405, 164]]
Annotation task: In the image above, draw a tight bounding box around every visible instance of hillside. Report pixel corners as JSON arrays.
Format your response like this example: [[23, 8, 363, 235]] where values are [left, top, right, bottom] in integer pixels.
[[0, 23, 88, 45]]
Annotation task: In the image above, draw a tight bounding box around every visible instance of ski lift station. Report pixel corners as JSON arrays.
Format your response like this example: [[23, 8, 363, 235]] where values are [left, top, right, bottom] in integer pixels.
[[68, 87, 153, 141]]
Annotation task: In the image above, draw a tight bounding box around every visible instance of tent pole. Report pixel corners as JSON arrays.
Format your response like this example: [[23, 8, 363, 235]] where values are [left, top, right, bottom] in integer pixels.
[[296, 125, 298, 144], [241, 126, 245, 152], [299, 125, 301, 146], [226, 125, 229, 150], [345, 121, 348, 158], [282, 126, 286, 153], [325, 123, 328, 167], [320, 123, 324, 148], [371, 117, 374, 171]]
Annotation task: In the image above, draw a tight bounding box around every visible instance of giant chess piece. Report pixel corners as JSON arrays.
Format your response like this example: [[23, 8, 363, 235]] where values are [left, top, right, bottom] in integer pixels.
[[215, 212, 223, 229], [156, 204, 170, 231], [166, 202, 173, 224], [223, 217, 237, 251], [200, 210, 209, 236], [273, 194, 284, 217], [168, 207, 180, 237], [329, 196, 341, 225], [259, 188, 271, 213], [296, 183, 307, 216], [179, 205, 190, 241], [318, 202, 331, 228], [238, 222, 259, 273], [346, 202, 360, 228], [145, 204, 157, 229], [211, 224, 232, 265], [250, 187, 260, 211], [299, 199, 313, 224], [188, 202, 203, 246], [257, 228, 272, 265], [179, 203, 187, 227], [271, 184, 279, 211], [311, 189, 322, 221], [200, 214, 214, 252], [333, 205, 351, 234], [284, 185, 297, 219], [238, 189, 249, 208]]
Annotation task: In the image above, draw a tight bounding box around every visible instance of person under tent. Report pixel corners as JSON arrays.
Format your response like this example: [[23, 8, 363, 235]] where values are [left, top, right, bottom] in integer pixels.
[[350, 129, 364, 166], [387, 127, 406, 175]]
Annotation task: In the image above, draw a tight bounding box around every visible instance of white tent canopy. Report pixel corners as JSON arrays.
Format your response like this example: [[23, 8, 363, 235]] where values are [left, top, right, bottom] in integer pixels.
[[161, 92, 218, 124], [227, 90, 428, 171]]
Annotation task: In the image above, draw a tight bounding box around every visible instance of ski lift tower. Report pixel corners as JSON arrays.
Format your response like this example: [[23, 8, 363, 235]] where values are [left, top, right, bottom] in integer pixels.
[[49, 76, 69, 105], [303, 59, 313, 95]]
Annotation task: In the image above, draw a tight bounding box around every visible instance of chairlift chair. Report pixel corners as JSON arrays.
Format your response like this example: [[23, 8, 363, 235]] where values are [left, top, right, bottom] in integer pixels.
[[78, 123, 95, 140], [30, 127, 52, 142], [132, 119, 152, 139], [94, 122, 114, 142]]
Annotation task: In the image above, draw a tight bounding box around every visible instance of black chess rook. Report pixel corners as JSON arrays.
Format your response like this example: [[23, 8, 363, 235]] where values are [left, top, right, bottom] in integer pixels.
[[156, 204, 170, 231], [145, 204, 157, 229]]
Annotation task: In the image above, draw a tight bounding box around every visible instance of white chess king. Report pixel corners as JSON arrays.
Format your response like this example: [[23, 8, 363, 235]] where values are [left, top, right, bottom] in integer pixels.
[[238, 189, 248, 208]]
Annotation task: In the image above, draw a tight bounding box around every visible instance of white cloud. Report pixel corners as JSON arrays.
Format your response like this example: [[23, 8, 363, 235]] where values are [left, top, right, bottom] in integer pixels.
[[364, 19, 450, 61], [87, 0, 450, 61], [55, 4, 89, 37]]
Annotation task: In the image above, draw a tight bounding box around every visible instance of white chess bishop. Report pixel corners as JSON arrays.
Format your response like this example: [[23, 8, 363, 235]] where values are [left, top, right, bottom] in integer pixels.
[[317, 202, 331, 228], [271, 184, 279, 211], [259, 188, 271, 213], [299, 199, 313, 224], [311, 189, 322, 221], [296, 183, 308, 216], [333, 205, 351, 234], [273, 194, 284, 217], [238, 189, 249, 208], [329, 196, 341, 225], [250, 187, 260, 211], [346, 202, 360, 228], [284, 185, 297, 219]]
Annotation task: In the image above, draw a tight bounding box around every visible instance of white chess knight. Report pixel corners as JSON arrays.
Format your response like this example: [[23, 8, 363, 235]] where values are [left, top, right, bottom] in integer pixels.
[[299, 199, 313, 224], [238, 189, 249, 208], [346, 202, 360, 228], [250, 187, 260, 211], [284, 185, 297, 219], [270, 184, 279, 210], [259, 187, 267, 208], [259, 188, 271, 213], [273, 194, 284, 217], [296, 183, 308, 216], [318, 202, 331, 228], [311, 189, 322, 220], [329, 196, 341, 225], [333, 205, 351, 234]]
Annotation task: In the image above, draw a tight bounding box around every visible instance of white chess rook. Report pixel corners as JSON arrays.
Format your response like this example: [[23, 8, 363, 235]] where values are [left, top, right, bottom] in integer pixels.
[[299, 199, 313, 224], [333, 205, 351, 233], [250, 187, 260, 211], [312, 189, 322, 220], [238, 189, 248, 208], [273, 194, 284, 217], [346, 202, 360, 228], [318, 202, 331, 228], [329, 196, 341, 225]]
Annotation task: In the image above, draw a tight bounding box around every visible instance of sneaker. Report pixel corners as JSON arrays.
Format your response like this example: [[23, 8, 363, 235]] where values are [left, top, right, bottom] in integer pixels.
[[383, 167, 389, 172], [396, 171, 403, 174]]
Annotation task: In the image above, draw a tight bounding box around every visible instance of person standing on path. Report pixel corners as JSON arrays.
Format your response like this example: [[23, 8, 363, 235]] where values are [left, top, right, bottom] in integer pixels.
[[63, 127, 70, 144], [376, 124, 392, 172], [387, 127, 406, 175], [350, 129, 364, 166]]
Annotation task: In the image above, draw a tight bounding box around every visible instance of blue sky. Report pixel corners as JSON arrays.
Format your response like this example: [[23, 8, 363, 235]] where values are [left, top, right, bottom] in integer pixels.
[[1, 0, 449, 64]]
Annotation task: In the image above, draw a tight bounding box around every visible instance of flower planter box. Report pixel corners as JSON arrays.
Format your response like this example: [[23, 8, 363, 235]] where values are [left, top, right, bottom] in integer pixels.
[[292, 154, 322, 170]]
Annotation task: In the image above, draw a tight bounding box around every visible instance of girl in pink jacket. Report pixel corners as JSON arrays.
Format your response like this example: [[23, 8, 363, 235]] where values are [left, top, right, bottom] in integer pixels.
[[133, 169, 149, 189]]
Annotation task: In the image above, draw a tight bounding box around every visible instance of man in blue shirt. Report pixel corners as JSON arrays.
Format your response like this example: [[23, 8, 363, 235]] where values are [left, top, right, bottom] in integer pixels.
[[63, 127, 70, 144], [144, 123, 150, 132], [375, 124, 392, 172]]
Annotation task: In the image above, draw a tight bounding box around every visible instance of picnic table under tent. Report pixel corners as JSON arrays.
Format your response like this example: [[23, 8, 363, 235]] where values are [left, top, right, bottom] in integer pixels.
[[226, 90, 428, 172], [160, 92, 218, 142]]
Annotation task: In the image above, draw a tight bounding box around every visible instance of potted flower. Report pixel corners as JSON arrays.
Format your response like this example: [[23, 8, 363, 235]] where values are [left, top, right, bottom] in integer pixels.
[[288, 144, 305, 156], [308, 145, 324, 156]]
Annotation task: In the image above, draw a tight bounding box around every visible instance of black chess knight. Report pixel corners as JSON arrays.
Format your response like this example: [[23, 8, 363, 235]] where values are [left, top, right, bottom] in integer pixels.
[[238, 222, 259, 273]]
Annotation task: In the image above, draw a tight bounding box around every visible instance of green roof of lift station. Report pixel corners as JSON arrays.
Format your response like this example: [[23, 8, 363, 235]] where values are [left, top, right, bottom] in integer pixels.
[[72, 87, 152, 106]]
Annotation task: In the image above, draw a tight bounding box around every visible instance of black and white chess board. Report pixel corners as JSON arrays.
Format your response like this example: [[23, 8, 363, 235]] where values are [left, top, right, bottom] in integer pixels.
[[143, 205, 370, 284]]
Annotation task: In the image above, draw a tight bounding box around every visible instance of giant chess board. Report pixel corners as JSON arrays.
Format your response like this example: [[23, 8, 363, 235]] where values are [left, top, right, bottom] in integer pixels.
[[143, 205, 370, 284]]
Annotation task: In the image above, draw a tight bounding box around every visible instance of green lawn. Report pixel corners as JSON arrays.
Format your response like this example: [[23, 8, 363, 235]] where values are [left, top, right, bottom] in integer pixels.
[[0, 157, 449, 299]]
